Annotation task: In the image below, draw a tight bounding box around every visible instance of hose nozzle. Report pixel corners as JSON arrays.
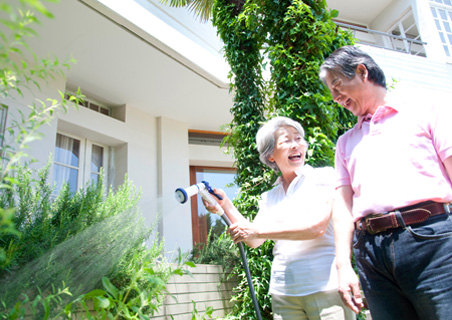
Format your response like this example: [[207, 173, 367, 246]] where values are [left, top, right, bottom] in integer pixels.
[[175, 183, 205, 204], [174, 181, 224, 216]]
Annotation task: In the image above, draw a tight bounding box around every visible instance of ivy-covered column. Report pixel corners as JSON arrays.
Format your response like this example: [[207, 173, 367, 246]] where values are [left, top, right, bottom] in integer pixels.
[[213, 0, 274, 318], [212, 0, 355, 318], [264, 0, 354, 167]]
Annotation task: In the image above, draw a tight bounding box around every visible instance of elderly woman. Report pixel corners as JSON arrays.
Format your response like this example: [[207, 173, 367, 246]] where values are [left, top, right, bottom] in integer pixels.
[[204, 116, 354, 320]]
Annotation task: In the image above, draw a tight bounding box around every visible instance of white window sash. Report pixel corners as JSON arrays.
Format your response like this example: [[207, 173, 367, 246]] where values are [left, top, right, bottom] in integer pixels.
[[54, 132, 108, 193]]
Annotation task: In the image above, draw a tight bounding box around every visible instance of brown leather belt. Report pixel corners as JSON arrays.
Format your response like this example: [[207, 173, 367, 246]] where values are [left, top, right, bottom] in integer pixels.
[[355, 201, 451, 234]]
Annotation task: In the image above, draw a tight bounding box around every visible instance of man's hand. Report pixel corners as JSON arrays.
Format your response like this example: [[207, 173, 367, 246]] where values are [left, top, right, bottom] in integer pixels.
[[337, 265, 365, 314]]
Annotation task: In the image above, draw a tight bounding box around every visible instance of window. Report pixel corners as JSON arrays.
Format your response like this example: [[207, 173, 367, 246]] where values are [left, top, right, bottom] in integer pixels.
[[188, 130, 228, 147], [189, 166, 238, 246], [64, 92, 111, 116], [53, 133, 107, 194], [430, 0, 452, 57], [387, 11, 426, 56]]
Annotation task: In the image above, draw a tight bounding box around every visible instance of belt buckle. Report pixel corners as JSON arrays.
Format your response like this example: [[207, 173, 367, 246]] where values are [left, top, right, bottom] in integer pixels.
[[363, 213, 389, 234]]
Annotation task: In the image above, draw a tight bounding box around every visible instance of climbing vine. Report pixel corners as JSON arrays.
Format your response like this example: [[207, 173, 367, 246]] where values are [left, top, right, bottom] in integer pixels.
[[213, 0, 355, 319]]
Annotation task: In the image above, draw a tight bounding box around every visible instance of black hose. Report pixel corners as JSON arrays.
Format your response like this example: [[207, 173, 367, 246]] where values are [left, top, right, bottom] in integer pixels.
[[221, 214, 263, 320]]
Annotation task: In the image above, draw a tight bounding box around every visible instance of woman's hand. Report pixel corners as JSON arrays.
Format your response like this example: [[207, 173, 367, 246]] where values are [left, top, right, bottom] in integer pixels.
[[201, 188, 229, 214], [228, 221, 259, 244], [202, 198, 221, 214], [201, 189, 264, 248]]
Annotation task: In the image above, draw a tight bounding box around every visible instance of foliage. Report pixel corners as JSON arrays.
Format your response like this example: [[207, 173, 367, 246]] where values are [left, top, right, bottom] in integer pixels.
[[0, 0, 74, 99], [0, 0, 83, 264], [63, 243, 194, 319], [263, 0, 355, 166], [156, 0, 214, 22], [0, 163, 140, 276], [0, 160, 195, 319], [211, 0, 356, 318], [0, 160, 142, 311], [190, 228, 241, 276], [1, 285, 72, 320], [0, 230, 194, 320], [212, 1, 272, 316], [191, 301, 218, 319]]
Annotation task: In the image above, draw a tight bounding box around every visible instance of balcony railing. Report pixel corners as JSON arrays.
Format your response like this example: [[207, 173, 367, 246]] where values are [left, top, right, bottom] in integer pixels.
[[335, 22, 427, 57]]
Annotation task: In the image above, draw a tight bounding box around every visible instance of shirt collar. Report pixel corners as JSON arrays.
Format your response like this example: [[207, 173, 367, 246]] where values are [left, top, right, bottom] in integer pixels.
[[357, 104, 399, 129], [274, 164, 312, 186]]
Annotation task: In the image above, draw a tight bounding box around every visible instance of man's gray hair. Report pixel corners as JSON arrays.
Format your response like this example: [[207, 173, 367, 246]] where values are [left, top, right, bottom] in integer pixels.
[[319, 45, 386, 89], [256, 116, 305, 172]]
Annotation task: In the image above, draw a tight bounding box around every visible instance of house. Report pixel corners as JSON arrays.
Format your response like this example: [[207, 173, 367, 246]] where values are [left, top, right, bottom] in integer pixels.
[[3, 0, 452, 259], [3, 0, 235, 258]]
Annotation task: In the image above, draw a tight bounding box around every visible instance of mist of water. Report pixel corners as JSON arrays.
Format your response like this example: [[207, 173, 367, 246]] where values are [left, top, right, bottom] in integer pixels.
[[0, 206, 149, 315]]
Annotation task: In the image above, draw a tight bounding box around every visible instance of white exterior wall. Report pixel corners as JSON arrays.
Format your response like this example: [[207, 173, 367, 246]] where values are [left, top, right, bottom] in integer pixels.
[[3, 79, 234, 256], [370, 0, 447, 62], [361, 45, 452, 96], [189, 144, 234, 167], [414, 0, 448, 61], [157, 116, 192, 256], [351, 0, 452, 98], [1, 73, 65, 171]]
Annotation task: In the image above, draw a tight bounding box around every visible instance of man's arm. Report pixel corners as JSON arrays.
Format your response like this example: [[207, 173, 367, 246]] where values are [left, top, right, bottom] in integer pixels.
[[333, 185, 364, 314], [444, 156, 452, 181]]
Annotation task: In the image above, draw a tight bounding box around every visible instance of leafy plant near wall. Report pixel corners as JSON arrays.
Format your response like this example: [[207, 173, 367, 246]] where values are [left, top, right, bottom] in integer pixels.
[[0, 1, 195, 319], [0, 0, 84, 263], [211, 0, 355, 318], [0, 160, 194, 319], [190, 228, 241, 277], [0, 160, 139, 303]]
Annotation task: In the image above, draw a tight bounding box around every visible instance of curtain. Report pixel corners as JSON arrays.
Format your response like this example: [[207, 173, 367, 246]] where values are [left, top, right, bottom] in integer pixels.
[[54, 134, 80, 194]]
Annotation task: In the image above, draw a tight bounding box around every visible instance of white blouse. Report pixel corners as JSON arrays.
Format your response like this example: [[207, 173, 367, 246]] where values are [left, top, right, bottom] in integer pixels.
[[254, 165, 338, 296]]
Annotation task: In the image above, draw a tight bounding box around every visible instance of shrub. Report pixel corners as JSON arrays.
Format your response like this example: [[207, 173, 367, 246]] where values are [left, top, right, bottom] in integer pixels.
[[0, 162, 140, 276], [0, 160, 190, 319], [190, 228, 241, 276]]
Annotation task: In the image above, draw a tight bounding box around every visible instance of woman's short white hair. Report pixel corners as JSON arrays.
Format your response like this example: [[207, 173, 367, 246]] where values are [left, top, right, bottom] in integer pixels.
[[256, 116, 305, 172]]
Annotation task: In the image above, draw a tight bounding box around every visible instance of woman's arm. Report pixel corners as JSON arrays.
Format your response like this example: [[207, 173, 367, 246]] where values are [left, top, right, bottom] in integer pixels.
[[249, 194, 332, 241], [228, 182, 333, 244], [204, 183, 333, 246], [203, 189, 265, 248]]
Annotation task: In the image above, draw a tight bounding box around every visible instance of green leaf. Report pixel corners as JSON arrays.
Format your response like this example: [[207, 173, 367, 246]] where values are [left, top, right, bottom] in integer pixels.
[[83, 289, 107, 298], [102, 277, 118, 299], [331, 9, 339, 19], [184, 261, 196, 268], [95, 296, 110, 309]]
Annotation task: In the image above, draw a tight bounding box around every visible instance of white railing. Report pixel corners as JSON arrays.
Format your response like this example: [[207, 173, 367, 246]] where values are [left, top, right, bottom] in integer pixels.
[[335, 22, 427, 57]]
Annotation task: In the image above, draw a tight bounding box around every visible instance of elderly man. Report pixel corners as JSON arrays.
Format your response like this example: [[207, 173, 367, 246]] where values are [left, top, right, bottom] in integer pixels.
[[319, 46, 452, 320]]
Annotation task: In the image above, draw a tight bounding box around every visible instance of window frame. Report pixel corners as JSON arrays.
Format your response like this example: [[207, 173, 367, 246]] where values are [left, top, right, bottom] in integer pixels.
[[386, 10, 426, 56], [189, 165, 236, 246], [53, 132, 109, 194], [430, 0, 452, 59]]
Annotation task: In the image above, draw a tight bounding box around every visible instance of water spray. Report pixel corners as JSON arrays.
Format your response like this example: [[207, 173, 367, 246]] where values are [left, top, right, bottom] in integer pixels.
[[175, 181, 263, 320]]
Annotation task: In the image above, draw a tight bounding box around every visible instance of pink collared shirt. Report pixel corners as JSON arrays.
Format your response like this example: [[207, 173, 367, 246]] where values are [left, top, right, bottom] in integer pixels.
[[335, 99, 452, 221]]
